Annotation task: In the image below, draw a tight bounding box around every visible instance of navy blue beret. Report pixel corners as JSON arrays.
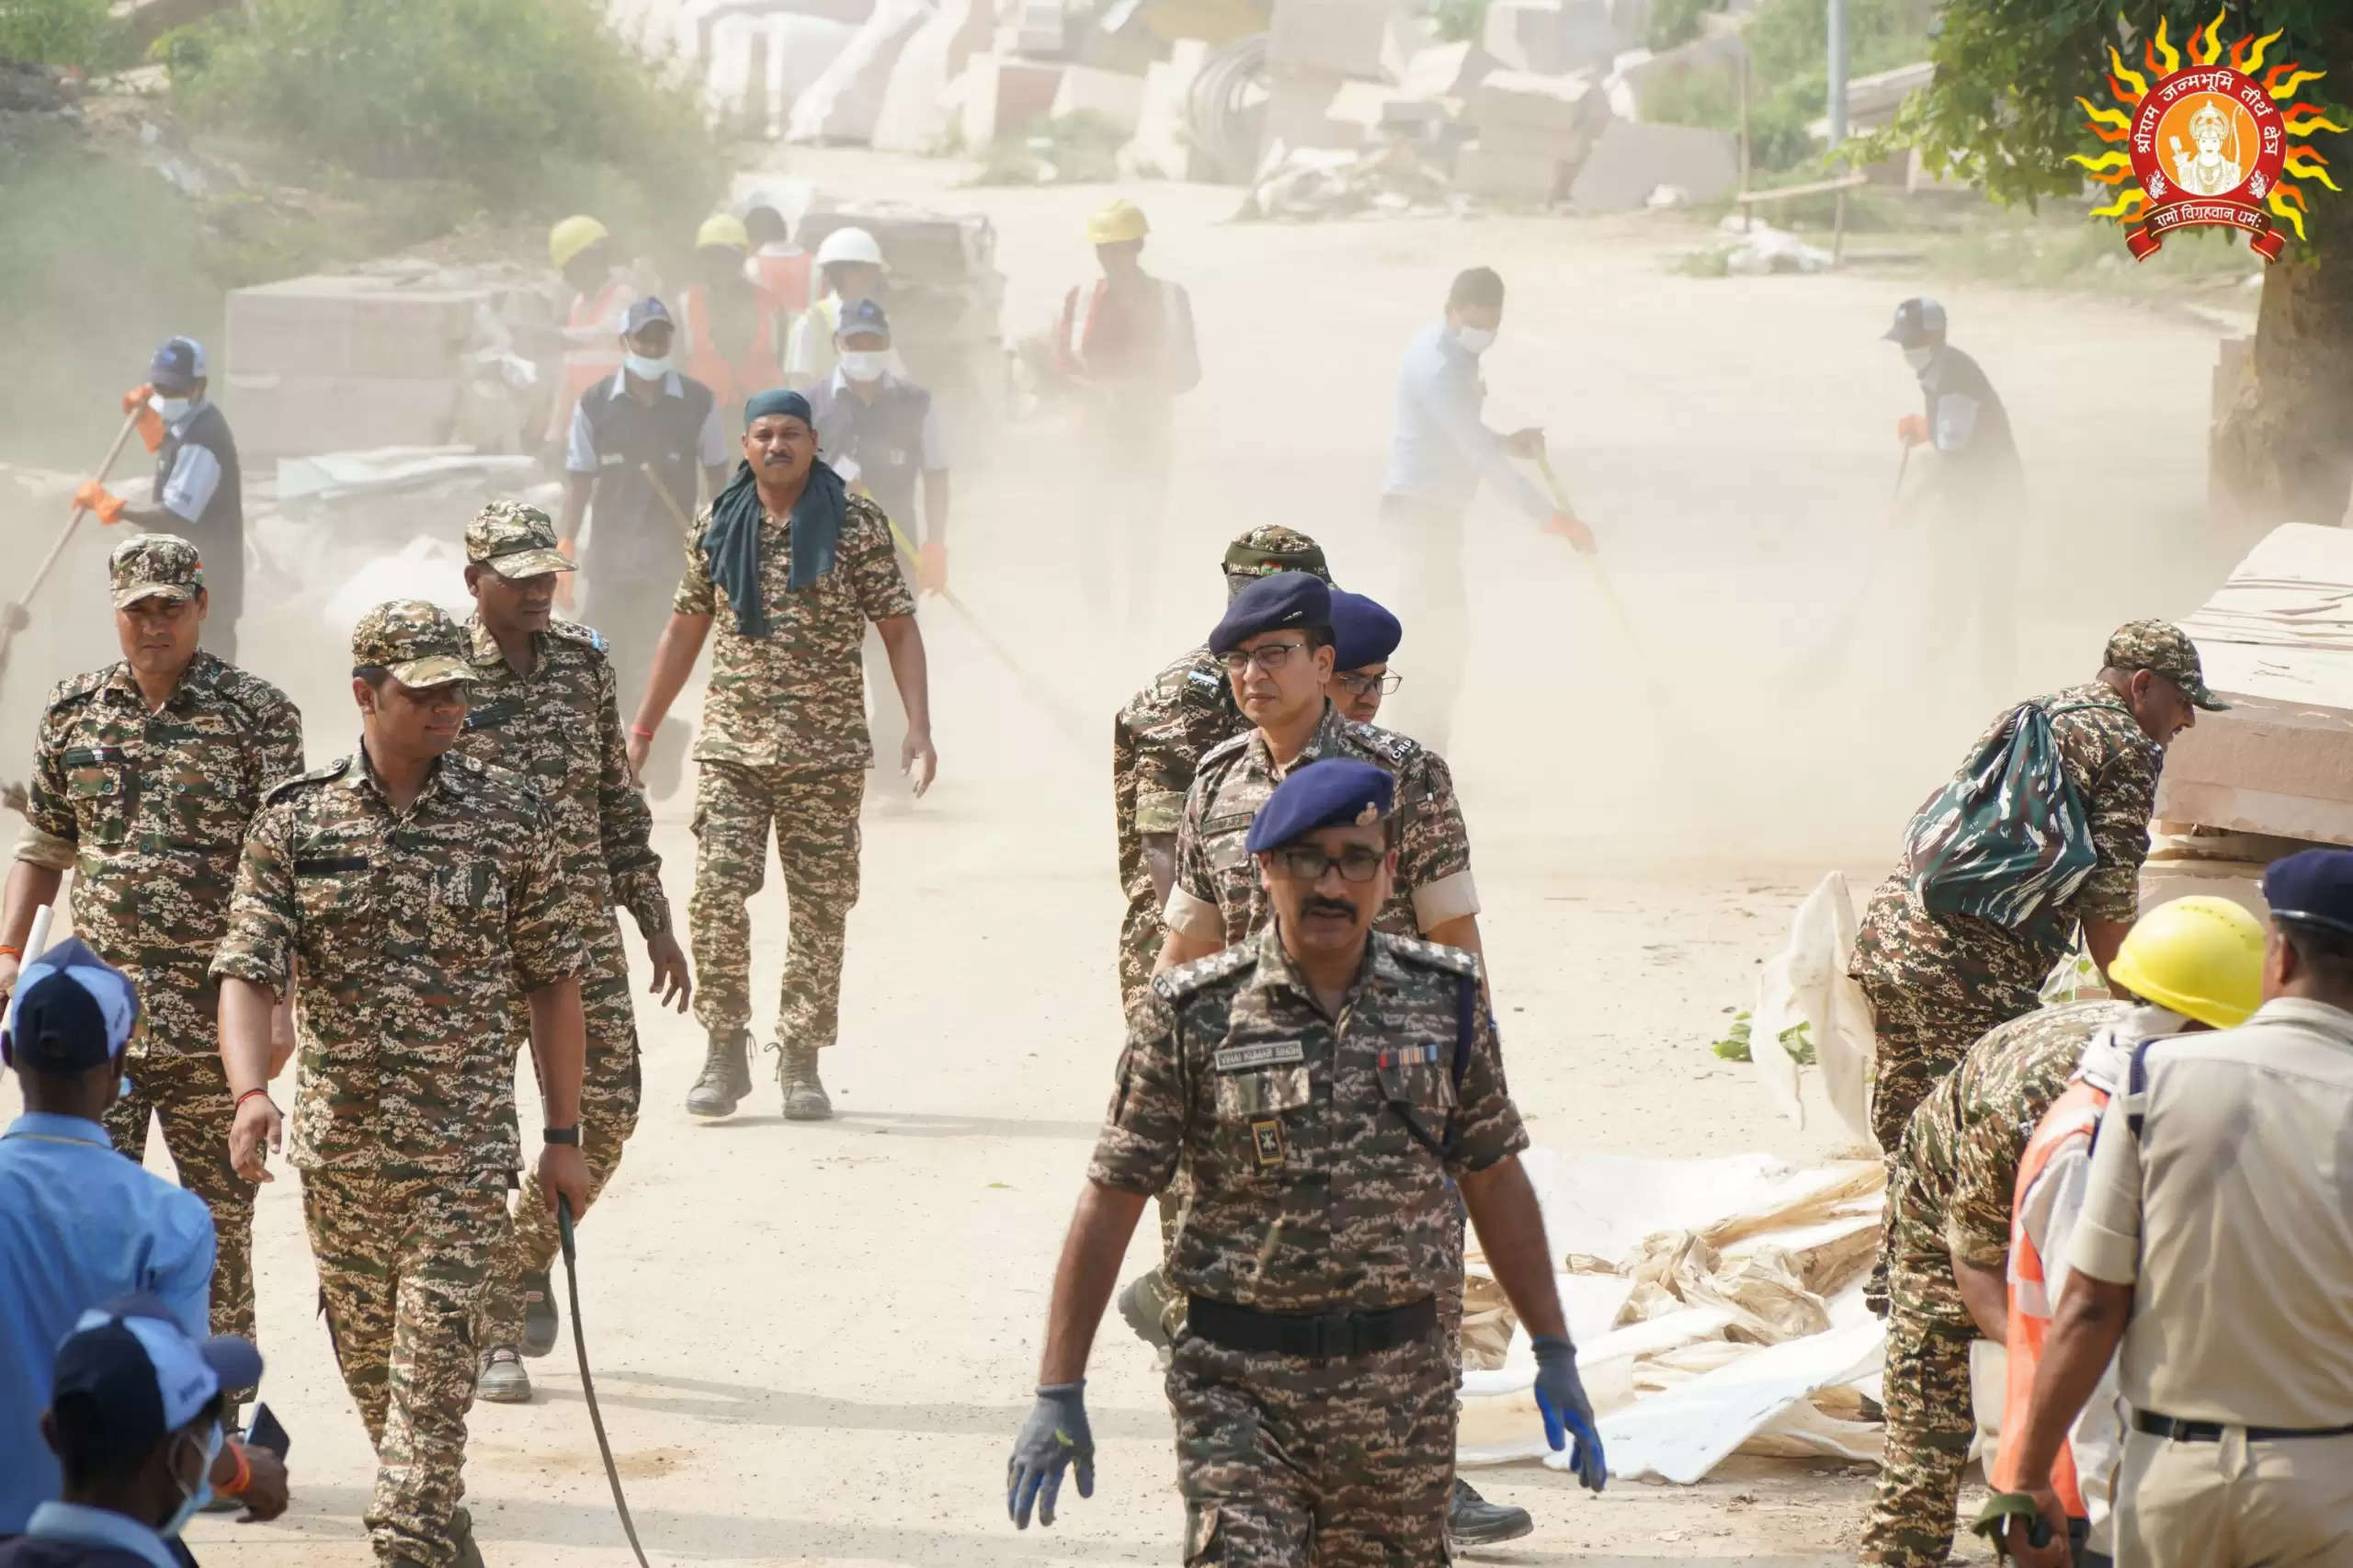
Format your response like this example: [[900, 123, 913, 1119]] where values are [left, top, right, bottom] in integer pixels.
[[1245, 758, 1394, 852], [1328, 590, 1402, 671], [1210, 571, 1330, 656], [2264, 847, 2353, 938]]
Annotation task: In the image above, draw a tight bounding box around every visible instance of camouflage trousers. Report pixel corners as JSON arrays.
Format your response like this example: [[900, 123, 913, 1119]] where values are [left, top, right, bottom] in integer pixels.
[[306, 1170, 505, 1568], [1859, 1300, 1976, 1568], [688, 762, 863, 1051], [102, 966, 257, 1395], [481, 912, 642, 1351], [1858, 964, 2042, 1156], [1118, 888, 1163, 1022], [1168, 1324, 1456, 1566]]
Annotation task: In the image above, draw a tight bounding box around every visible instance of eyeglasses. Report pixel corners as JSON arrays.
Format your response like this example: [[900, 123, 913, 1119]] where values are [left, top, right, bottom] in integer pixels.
[[1271, 845, 1386, 882], [1335, 671, 1404, 698], [1222, 641, 1306, 676]]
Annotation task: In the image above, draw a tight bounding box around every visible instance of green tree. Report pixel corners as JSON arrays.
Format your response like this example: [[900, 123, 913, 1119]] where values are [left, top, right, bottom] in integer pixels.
[[1888, 3, 2352, 524]]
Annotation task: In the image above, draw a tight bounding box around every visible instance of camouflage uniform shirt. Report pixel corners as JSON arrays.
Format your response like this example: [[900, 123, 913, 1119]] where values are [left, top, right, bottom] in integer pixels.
[[1854, 683, 2162, 995], [210, 748, 585, 1179], [16, 653, 303, 1052], [1886, 1000, 2120, 1324], [672, 492, 915, 769], [1090, 923, 1527, 1312], [454, 614, 669, 935], [1113, 643, 1244, 912], [1166, 702, 1478, 949]]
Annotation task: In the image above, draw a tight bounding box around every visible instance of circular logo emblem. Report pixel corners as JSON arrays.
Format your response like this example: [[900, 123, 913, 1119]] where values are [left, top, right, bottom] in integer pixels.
[[2127, 64, 2286, 254]]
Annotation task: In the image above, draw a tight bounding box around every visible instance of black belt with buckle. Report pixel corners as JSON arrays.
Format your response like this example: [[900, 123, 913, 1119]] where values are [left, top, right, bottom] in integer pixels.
[[2134, 1410, 2353, 1442], [1185, 1296, 1437, 1359]]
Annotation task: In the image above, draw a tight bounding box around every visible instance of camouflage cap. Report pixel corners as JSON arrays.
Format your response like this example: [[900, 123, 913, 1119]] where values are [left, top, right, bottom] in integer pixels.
[[466, 499, 574, 579], [1222, 525, 1330, 585], [108, 533, 203, 608], [352, 600, 473, 688], [2104, 619, 2228, 711]]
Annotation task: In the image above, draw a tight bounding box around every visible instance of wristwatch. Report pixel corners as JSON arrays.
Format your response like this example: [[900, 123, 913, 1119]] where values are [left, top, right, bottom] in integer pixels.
[[543, 1125, 581, 1146]]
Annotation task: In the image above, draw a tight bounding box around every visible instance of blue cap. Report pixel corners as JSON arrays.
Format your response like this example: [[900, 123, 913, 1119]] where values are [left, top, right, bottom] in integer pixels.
[[1245, 759, 1394, 852], [2263, 848, 2353, 939], [49, 1295, 262, 1474], [4, 937, 138, 1074], [835, 297, 892, 341], [148, 336, 206, 392], [1210, 571, 1330, 656], [1882, 297, 1946, 347], [1329, 590, 1402, 672], [622, 297, 673, 336]]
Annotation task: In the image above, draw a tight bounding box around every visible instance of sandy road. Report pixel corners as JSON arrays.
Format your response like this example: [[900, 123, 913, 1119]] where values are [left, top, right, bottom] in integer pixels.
[[6, 151, 2245, 1564]]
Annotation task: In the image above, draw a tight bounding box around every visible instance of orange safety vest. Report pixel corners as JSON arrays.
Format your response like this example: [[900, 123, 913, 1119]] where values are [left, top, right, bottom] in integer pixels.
[[747, 247, 812, 315], [678, 281, 785, 415], [1990, 1077, 2109, 1517], [551, 278, 631, 440]]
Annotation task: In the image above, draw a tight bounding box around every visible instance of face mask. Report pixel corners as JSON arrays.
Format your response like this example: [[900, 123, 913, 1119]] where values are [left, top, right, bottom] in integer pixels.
[[623, 353, 672, 381], [1904, 346, 1936, 371], [149, 394, 192, 422], [160, 1421, 223, 1538], [838, 350, 889, 382], [1451, 325, 1495, 356]]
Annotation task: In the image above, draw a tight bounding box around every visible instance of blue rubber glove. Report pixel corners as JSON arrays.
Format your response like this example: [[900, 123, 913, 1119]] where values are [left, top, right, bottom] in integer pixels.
[[1006, 1381, 1095, 1528], [1532, 1335, 1607, 1493]]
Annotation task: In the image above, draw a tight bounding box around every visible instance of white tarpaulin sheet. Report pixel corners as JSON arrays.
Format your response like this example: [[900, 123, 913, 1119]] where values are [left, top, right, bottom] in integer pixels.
[[1456, 1149, 1886, 1483]]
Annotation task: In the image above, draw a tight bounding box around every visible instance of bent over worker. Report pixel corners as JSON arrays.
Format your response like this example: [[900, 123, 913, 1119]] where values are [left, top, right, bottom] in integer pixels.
[[452, 503, 689, 1405], [213, 601, 591, 1568], [1007, 759, 1605, 1559], [1999, 849, 2353, 1568], [0, 534, 301, 1428], [630, 389, 936, 1122]]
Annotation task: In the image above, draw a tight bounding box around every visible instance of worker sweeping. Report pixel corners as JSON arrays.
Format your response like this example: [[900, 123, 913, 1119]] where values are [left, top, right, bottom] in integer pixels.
[[1052, 199, 1199, 639], [546, 216, 636, 449], [677, 212, 786, 415], [74, 339, 246, 664], [786, 226, 902, 392]]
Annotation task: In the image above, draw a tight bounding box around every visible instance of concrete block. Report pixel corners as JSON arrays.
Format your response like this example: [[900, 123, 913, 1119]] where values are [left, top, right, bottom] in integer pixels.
[[2154, 704, 2353, 846], [1566, 115, 1738, 210], [786, 0, 931, 142], [1267, 0, 1414, 82], [1120, 40, 1211, 179], [870, 0, 995, 150], [959, 53, 1064, 143], [1398, 40, 1496, 98], [221, 372, 465, 460], [1453, 139, 1565, 201], [1051, 62, 1147, 134], [1263, 69, 1360, 152], [225, 277, 482, 382], [1482, 0, 1612, 76], [1472, 118, 1587, 160], [1469, 67, 1604, 132]]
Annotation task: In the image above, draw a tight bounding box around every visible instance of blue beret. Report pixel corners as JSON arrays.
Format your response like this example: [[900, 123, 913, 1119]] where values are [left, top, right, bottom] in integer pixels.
[[1329, 590, 1402, 671], [2264, 847, 2353, 938], [1210, 571, 1330, 656], [1245, 758, 1394, 853]]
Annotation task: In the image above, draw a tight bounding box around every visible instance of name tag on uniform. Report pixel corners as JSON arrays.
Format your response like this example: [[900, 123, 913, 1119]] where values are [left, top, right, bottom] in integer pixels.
[[1201, 812, 1255, 838], [1250, 1119, 1286, 1166], [1215, 1040, 1304, 1074]]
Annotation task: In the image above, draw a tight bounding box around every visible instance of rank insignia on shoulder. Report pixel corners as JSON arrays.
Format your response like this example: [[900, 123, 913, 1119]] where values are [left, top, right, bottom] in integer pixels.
[[1250, 1118, 1286, 1167], [1188, 670, 1222, 689]]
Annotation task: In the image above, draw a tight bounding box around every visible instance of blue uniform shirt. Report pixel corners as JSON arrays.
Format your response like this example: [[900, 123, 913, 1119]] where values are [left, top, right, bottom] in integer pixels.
[[0, 1112, 215, 1534], [1381, 322, 1553, 522]]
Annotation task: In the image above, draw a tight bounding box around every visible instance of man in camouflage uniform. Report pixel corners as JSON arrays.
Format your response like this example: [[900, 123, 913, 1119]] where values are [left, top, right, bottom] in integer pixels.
[[1112, 525, 1331, 1021], [627, 388, 935, 1120], [1005, 760, 1606, 1556], [213, 601, 590, 1568], [1158, 573, 1483, 973], [1862, 999, 2121, 1568], [1849, 621, 2216, 1196], [0, 533, 301, 1414], [450, 501, 690, 1404]]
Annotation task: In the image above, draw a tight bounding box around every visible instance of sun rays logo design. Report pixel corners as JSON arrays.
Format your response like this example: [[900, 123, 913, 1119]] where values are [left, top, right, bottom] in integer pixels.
[[2072, 14, 2342, 261]]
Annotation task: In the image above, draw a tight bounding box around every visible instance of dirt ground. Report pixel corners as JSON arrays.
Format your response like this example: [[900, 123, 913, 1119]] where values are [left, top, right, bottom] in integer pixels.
[[4, 146, 2256, 1564]]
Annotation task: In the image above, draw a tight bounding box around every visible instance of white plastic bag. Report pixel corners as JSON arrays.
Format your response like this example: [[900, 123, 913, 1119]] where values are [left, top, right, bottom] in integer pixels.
[[1751, 870, 1877, 1145]]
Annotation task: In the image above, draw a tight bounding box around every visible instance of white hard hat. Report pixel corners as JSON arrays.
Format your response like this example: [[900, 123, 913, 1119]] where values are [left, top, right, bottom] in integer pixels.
[[813, 225, 885, 270]]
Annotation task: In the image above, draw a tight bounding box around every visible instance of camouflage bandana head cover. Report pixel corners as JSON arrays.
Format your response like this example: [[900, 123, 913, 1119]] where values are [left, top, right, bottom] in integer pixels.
[[2103, 619, 2228, 711], [1222, 525, 1330, 586], [351, 599, 473, 688]]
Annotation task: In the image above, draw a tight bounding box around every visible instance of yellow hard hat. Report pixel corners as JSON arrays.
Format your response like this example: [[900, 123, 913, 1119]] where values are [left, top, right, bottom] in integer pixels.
[[549, 214, 609, 271], [2108, 895, 2268, 1029], [1086, 199, 1149, 245], [696, 212, 751, 253]]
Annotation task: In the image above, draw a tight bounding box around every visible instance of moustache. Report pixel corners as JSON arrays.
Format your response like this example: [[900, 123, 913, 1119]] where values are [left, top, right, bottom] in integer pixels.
[[1302, 896, 1358, 921]]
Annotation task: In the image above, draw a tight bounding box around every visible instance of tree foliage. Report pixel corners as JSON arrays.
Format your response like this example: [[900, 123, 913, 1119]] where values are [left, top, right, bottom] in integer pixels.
[[0, 0, 124, 70], [1880, 2, 2350, 210]]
